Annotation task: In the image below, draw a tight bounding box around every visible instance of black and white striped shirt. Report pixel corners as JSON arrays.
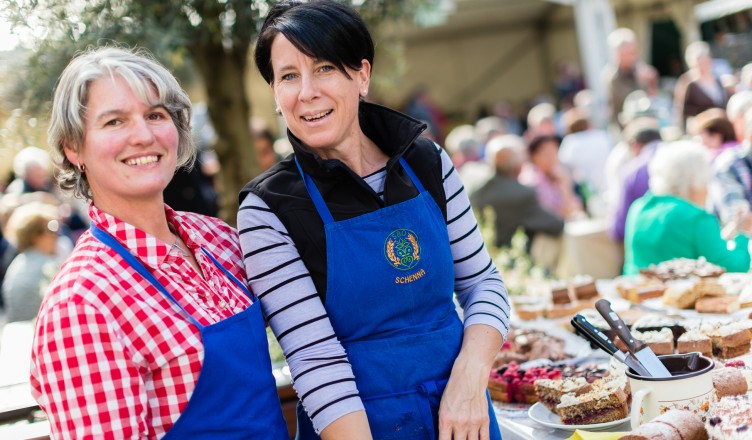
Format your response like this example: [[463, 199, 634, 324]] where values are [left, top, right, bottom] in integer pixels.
[[237, 146, 510, 433]]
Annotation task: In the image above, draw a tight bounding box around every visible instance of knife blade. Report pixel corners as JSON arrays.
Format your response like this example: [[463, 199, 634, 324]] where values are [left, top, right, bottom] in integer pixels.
[[571, 314, 651, 377], [594, 299, 672, 378]]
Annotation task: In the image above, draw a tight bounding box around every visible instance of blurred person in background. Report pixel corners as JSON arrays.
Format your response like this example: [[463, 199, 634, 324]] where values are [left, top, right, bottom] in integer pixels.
[[674, 41, 729, 133], [31, 46, 290, 439], [736, 63, 752, 93], [471, 134, 564, 271], [445, 124, 493, 196], [558, 107, 612, 210], [1, 202, 62, 323], [708, 108, 752, 230], [8, 147, 90, 240], [726, 90, 752, 144], [690, 108, 738, 162], [624, 141, 749, 275], [6, 146, 54, 195], [524, 102, 559, 142], [608, 118, 662, 244], [251, 117, 281, 171], [404, 85, 447, 144], [474, 115, 507, 158], [490, 100, 523, 136], [603, 28, 647, 128], [519, 135, 583, 220], [445, 123, 482, 169]]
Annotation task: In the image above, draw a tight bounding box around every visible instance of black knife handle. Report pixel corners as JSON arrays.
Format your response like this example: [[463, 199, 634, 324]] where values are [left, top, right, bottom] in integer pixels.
[[571, 314, 618, 356], [594, 299, 646, 355]]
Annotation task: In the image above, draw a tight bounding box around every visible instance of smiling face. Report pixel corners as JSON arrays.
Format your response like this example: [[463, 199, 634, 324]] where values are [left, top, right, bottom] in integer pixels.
[[270, 34, 370, 158], [64, 75, 179, 215]]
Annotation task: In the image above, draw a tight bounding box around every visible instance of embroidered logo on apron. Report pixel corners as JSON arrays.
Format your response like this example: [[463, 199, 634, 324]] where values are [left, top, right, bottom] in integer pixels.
[[384, 229, 421, 270]]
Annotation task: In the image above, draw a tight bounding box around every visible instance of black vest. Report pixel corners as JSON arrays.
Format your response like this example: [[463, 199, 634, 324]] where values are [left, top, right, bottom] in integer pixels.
[[239, 103, 448, 301]]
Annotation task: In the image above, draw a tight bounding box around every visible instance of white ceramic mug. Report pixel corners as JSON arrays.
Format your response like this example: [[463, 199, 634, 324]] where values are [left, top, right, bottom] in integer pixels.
[[626, 353, 715, 429]]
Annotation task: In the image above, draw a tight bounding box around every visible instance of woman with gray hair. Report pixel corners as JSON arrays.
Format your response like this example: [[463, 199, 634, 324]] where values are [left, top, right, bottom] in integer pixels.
[[623, 140, 749, 274], [31, 46, 290, 439]]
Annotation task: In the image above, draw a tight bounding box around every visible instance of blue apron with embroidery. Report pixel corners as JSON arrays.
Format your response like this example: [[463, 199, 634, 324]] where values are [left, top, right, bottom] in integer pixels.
[[91, 225, 289, 439], [293, 158, 501, 439]]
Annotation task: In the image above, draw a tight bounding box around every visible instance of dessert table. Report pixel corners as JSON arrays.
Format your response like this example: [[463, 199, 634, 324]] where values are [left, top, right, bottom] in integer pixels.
[[495, 405, 631, 440]]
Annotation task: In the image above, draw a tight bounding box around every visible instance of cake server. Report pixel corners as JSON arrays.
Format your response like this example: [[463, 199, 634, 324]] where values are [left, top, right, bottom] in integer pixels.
[[595, 299, 672, 378], [571, 314, 651, 377]]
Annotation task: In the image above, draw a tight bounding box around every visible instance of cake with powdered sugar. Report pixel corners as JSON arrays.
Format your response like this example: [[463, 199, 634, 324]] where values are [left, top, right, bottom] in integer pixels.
[[677, 330, 713, 357], [621, 409, 708, 440], [706, 394, 752, 439]]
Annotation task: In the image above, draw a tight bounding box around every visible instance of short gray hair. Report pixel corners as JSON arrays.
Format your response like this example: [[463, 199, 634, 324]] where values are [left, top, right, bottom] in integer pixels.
[[608, 28, 636, 52], [48, 46, 195, 199], [727, 90, 752, 121], [485, 134, 525, 174], [12, 146, 51, 179], [684, 41, 711, 70], [648, 141, 709, 198]]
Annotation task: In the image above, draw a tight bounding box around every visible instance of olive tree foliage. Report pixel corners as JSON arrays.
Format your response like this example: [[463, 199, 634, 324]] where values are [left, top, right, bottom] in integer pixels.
[[2, 0, 439, 223]]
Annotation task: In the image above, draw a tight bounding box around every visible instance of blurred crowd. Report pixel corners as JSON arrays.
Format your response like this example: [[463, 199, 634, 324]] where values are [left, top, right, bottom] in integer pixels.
[[3, 26, 752, 330], [437, 28, 752, 278]]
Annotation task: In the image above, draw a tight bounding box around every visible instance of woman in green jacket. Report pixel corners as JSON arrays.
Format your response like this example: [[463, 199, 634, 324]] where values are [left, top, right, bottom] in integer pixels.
[[624, 140, 750, 275]]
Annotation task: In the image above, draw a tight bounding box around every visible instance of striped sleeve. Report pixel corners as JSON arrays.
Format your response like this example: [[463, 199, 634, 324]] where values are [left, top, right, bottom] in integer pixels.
[[438, 146, 510, 340], [237, 196, 364, 434]]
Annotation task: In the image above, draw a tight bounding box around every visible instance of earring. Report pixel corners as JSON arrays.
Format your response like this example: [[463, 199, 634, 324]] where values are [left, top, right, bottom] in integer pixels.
[[361, 89, 368, 96], [275, 107, 281, 115], [77, 162, 86, 173]]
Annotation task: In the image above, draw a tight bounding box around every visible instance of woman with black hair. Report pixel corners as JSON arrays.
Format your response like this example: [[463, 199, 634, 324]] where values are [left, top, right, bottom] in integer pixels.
[[240, 1, 509, 439]]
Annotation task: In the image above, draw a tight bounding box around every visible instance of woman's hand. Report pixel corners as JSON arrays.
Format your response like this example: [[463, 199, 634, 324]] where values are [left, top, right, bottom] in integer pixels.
[[438, 325, 502, 440]]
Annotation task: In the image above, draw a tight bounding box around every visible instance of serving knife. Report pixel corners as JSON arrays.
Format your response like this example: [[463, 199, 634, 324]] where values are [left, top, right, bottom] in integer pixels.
[[571, 314, 651, 377], [594, 299, 672, 378]]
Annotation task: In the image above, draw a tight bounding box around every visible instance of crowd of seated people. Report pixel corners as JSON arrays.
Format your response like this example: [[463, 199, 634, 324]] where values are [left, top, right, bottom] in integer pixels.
[[454, 30, 752, 277]]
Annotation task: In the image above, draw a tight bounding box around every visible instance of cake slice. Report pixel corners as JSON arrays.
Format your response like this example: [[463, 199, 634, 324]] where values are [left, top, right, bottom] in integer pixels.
[[614, 275, 667, 303], [572, 275, 599, 300], [706, 394, 752, 439], [534, 377, 591, 413], [621, 409, 708, 440], [630, 328, 675, 356], [712, 367, 749, 399], [695, 296, 740, 314], [663, 279, 702, 309], [556, 374, 629, 425], [550, 280, 573, 304], [676, 331, 712, 357], [706, 324, 752, 359]]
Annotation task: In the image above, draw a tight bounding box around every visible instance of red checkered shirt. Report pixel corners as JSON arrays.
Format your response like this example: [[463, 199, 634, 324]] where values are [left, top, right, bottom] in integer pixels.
[[30, 204, 255, 439]]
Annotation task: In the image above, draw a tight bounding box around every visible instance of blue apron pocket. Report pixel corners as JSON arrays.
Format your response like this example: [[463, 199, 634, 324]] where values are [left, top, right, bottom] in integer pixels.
[[363, 391, 432, 439]]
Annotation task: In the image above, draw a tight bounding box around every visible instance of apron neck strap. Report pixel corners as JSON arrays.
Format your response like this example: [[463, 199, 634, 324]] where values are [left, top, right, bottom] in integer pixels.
[[199, 248, 254, 301], [90, 225, 204, 329], [294, 156, 425, 225]]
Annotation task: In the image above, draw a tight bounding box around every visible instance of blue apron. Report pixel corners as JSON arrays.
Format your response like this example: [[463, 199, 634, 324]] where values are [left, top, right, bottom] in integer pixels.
[[294, 158, 501, 439], [91, 225, 289, 440]]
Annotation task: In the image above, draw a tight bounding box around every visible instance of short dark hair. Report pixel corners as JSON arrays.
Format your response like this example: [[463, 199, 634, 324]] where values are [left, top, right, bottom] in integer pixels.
[[692, 108, 736, 144], [527, 135, 560, 157], [254, 0, 375, 85]]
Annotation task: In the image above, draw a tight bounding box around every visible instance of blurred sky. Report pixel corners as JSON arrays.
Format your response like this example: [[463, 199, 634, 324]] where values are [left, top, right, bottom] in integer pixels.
[[0, 18, 20, 51]]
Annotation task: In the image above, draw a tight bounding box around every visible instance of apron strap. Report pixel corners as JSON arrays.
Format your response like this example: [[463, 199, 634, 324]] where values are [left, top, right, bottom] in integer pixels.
[[293, 156, 425, 225], [91, 225, 204, 329], [294, 156, 334, 225], [199, 248, 255, 302]]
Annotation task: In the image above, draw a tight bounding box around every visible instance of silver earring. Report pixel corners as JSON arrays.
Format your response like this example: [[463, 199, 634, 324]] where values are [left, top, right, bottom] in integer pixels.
[[275, 107, 281, 115], [77, 162, 86, 173]]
